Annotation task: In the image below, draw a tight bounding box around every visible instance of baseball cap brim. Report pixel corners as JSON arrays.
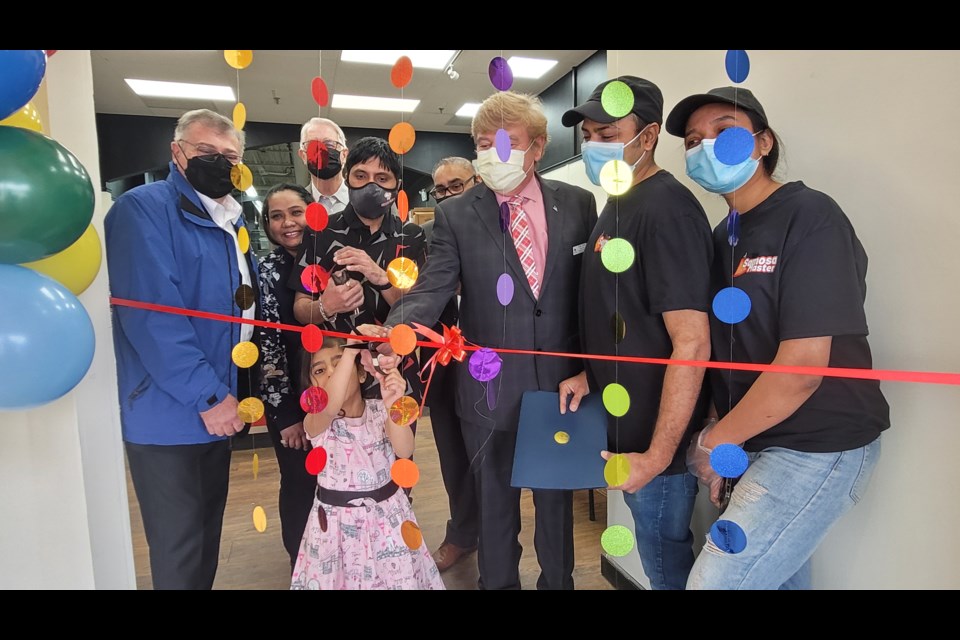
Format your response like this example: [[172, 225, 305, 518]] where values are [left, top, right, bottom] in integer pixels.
[[562, 100, 618, 128], [666, 93, 768, 138]]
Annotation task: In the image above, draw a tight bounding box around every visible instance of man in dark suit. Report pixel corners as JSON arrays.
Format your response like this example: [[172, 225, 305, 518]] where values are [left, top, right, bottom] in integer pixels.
[[379, 91, 597, 590]]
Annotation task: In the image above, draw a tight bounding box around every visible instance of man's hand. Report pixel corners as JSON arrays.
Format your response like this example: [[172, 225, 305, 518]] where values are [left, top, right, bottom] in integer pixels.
[[279, 422, 309, 450], [322, 278, 364, 315], [200, 394, 244, 437], [559, 370, 590, 414], [335, 247, 388, 286], [600, 450, 669, 494]]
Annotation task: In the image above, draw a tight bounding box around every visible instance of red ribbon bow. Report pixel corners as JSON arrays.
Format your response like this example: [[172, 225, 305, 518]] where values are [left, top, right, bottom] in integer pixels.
[[410, 323, 467, 411]]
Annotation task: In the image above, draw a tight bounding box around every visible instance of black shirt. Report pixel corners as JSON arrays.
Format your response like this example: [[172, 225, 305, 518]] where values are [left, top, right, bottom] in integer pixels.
[[710, 181, 890, 452], [288, 203, 427, 401], [581, 170, 714, 473]]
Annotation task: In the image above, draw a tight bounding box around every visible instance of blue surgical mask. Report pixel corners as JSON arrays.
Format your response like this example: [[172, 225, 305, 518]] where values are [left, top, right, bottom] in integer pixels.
[[685, 137, 759, 194], [581, 127, 648, 186]]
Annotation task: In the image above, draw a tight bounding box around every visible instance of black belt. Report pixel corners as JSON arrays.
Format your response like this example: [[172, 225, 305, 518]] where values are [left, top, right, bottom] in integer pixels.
[[316, 481, 399, 508]]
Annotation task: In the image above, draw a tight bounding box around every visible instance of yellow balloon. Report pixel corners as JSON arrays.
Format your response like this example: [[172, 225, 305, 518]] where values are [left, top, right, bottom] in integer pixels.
[[21, 224, 102, 295], [0, 101, 44, 132]]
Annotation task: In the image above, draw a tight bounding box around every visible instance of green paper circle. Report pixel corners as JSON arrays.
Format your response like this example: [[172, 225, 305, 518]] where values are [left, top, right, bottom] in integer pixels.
[[612, 312, 626, 344], [601, 525, 635, 557], [604, 453, 630, 486], [601, 238, 635, 274], [600, 81, 634, 119], [602, 382, 630, 417]]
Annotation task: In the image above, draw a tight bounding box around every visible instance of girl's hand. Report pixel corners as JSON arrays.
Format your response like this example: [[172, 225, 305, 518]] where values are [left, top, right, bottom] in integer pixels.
[[379, 369, 407, 409]]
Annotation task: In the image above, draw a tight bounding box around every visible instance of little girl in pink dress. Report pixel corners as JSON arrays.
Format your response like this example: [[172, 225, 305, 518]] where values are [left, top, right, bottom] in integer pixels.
[[291, 335, 444, 590]]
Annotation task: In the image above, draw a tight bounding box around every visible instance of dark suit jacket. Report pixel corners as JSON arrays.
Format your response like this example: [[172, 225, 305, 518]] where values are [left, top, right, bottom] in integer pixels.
[[385, 176, 597, 432]]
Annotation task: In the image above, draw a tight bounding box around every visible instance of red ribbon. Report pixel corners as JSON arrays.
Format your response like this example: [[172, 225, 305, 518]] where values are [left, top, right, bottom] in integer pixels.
[[410, 322, 468, 413], [109, 297, 960, 387]]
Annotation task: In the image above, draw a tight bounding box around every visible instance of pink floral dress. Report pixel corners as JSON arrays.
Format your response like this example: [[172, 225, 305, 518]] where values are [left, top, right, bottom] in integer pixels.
[[291, 400, 445, 590]]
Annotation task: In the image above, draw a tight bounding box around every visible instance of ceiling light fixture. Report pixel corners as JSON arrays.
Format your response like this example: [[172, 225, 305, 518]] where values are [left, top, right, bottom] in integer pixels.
[[125, 79, 235, 101], [331, 94, 420, 113]]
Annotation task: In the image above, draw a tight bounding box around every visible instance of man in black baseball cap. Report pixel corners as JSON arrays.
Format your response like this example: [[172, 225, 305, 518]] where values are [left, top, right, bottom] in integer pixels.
[[665, 86, 768, 137], [559, 76, 715, 590]]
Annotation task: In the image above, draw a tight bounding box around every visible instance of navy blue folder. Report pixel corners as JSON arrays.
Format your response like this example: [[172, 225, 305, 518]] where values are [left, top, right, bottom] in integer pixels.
[[511, 390, 607, 490]]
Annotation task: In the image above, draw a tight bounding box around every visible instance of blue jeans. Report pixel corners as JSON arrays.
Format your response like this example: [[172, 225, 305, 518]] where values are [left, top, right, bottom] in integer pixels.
[[687, 438, 881, 590], [622, 472, 699, 590]]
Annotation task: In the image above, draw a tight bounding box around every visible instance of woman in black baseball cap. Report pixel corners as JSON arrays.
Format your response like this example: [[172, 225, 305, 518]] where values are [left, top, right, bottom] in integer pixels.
[[667, 88, 890, 590]]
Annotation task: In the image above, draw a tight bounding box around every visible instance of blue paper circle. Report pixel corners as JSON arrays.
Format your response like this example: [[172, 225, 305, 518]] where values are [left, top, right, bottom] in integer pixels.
[[725, 50, 750, 83], [499, 202, 511, 233], [710, 519, 747, 554], [495, 128, 512, 163], [710, 444, 749, 479], [712, 287, 751, 324], [715, 126, 755, 166], [496, 272, 514, 306]]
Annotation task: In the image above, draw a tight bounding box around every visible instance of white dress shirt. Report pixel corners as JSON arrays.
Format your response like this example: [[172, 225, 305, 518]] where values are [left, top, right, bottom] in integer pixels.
[[310, 178, 350, 215]]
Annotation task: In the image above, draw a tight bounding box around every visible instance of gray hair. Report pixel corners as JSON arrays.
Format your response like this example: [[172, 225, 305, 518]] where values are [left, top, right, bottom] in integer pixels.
[[300, 117, 346, 147], [174, 109, 245, 151], [432, 156, 475, 179]]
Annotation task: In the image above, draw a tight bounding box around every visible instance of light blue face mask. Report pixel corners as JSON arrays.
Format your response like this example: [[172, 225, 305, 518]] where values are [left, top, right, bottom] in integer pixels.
[[581, 127, 648, 186], [685, 137, 759, 194]]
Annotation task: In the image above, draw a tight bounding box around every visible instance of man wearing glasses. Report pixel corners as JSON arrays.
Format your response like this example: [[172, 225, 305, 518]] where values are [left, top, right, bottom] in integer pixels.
[[421, 158, 480, 572], [105, 109, 257, 589], [297, 117, 350, 216]]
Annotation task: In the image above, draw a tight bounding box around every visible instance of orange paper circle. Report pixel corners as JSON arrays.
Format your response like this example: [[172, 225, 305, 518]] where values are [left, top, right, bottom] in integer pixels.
[[397, 190, 409, 223], [389, 395, 420, 427], [391, 458, 420, 488], [391, 56, 414, 89], [224, 50, 253, 70], [400, 520, 423, 549], [389, 324, 417, 356], [388, 122, 416, 155], [386, 257, 418, 290]]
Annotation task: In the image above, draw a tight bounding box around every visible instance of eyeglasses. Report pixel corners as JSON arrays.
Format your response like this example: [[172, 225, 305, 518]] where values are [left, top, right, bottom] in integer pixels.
[[178, 140, 243, 165], [300, 138, 345, 154], [429, 176, 477, 199]]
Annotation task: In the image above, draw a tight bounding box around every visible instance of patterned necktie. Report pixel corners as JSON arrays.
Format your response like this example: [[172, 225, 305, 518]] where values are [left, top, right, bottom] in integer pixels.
[[509, 195, 540, 298]]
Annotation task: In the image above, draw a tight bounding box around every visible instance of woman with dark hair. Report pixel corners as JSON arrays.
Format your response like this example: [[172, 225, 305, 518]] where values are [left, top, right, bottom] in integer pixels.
[[257, 183, 317, 570], [665, 87, 890, 589]]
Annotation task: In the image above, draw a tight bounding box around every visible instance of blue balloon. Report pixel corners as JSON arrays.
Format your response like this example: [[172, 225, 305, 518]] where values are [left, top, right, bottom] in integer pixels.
[[0, 265, 95, 410], [0, 50, 47, 121]]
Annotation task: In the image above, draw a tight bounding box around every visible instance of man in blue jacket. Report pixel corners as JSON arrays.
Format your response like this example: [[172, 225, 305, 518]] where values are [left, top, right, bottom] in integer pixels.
[[105, 109, 257, 590]]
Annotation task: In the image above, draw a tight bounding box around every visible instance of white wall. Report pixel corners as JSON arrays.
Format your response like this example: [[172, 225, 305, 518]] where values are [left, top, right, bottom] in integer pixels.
[[0, 51, 135, 589], [599, 50, 960, 589]]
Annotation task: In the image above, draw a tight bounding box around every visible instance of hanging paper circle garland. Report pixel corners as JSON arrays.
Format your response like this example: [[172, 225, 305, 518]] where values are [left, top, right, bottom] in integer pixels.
[[391, 458, 420, 488], [496, 273, 514, 306], [710, 519, 747, 554], [401, 520, 423, 549], [306, 139, 329, 173], [234, 284, 255, 310], [232, 341, 259, 368], [300, 264, 330, 294], [237, 226, 250, 254], [300, 386, 329, 414], [498, 202, 511, 233], [388, 324, 417, 356], [601, 525, 635, 557], [725, 50, 750, 83], [710, 443, 750, 478], [397, 190, 410, 223], [469, 348, 502, 382], [600, 237, 635, 273], [495, 128, 512, 163], [238, 396, 265, 423], [600, 80, 634, 119], [389, 122, 416, 155], [252, 505, 267, 532], [712, 287, 751, 324], [488, 56, 513, 91], [305, 202, 329, 232], [301, 323, 323, 353], [311, 77, 329, 107], [230, 163, 253, 192], [391, 56, 414, 89], [232, 102, 247, 130], [599, 159, 633, 196], [603, 453, 630, 486], [612, 312, 626, 344], [602, 382, 630, 417], [386, 257, 418, 289], [715, 126, 755, 166], [305, 446, 328, 475], [224, 50, 253, 70], [389, 396, 420, 427]]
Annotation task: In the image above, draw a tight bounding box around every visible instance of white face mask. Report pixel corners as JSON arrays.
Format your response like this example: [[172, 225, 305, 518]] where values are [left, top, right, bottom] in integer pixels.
[[473, 141, 535, 194]]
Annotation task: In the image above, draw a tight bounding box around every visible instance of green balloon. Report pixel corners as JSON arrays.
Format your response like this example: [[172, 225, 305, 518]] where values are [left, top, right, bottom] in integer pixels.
[[0, 127, 95, 264]]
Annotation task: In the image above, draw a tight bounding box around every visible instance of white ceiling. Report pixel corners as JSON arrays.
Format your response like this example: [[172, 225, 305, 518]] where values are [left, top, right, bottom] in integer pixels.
[[91, 50, 597, 134]]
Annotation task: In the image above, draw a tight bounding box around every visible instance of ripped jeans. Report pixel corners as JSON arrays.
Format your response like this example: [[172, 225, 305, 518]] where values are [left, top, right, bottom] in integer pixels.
[[687, 438, 881, 590]]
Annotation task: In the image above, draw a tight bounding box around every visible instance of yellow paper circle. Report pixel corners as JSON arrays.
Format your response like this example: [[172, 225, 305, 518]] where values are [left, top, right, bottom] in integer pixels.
[[252, 505, 267, 532], [389, 396, 420, 427], [237, 396, 265, 423], [237, 226, 250, 254], [554, 431, 570, 445], [386, 257, 419, 290], [231, 162, 253, 192], [232, 341, 259, 368], [224, 50, 253, 70], [252, 452, 260, 480], [604, 453, 630, 487], [599, 159, 633, 196], [21, 224, 102, 295], [602, 382, 630, 417], [0, 100, 44, 132], [233, 102, 247, 130]]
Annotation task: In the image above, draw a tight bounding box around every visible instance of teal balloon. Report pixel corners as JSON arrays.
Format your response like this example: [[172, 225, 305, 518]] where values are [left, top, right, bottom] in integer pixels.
[[0, 50, 47, 120], [0, 265, 95, 410], [0, 127, 95, 264]]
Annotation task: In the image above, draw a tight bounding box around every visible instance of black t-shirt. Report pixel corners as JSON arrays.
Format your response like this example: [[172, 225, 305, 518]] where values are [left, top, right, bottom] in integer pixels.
[[581, 170, 714, 473], [288, 204, 427, 401], [710, 181, 890, 452]]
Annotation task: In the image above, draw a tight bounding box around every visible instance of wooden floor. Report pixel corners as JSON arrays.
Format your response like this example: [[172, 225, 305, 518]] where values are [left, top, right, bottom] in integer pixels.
[[128, 414, 613, 590]]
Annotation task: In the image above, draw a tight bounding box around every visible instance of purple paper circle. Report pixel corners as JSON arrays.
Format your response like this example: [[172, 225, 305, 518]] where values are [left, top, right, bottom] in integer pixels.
[[496, 272, 514, 306], [725, 50, 750, 83], [469, 348, 502, 382], [499, 201, 511, 233], [715, 126, 755, 166], [488, 56, 513, 91], [495, 128, 512, 163]]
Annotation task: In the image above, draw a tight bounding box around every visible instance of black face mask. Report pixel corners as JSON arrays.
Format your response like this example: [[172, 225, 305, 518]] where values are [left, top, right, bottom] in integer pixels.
[[308, 153, 342, 180], [348, 182, 398, 220], [184, 153, 235, 199]]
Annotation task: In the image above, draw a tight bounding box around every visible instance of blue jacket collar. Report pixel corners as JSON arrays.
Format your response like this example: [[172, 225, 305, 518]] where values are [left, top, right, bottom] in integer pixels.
[[166, 161, 218, 226]]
